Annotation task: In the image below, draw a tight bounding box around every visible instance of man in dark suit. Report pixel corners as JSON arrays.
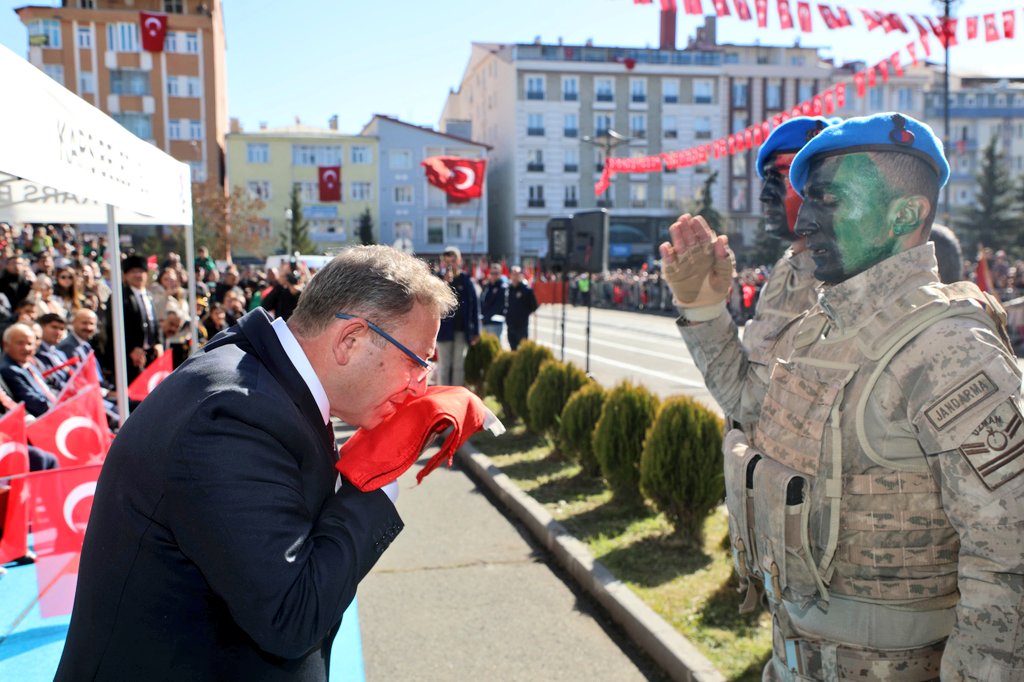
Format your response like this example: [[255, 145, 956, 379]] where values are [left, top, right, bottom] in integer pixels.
[[58, 246, 457, 681], [102, 253, 162, 384], [0, 322, 56, 417], [34, 312, 71, 390]]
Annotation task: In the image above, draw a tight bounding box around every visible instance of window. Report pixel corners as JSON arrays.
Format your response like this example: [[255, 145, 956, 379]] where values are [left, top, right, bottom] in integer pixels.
[[247, 143, 269, 164], [662, 114, 677, 139], [110, 69, 150, 96], [695, 116, 712, 140], [564, 113, 578, 138], [163, 0, 184, 12], [630, 79, 647, 103], [595, 113, 612, 137], [528, 185, 545, 208], [164, 31, 178, 52], [79, 71, 96, 94], [447, 220, 467, 241], [630, 113, 646, 139], [733, 151, 748, 177], [564, 185, 578, 208], [351, 146, 371, 164], [113, 113, 152, 140], [41, 64, 64, 86], [76, 26, 92, 49], [185, 77, 202, 97], [629, 183, 647, 208], [765, 80, 782, 109], [663, 184, 679, 210], [293, 181, 317, 203], [389, 149, 412, 170], [78, 0, 95, 7], [562, 76, 578, 101], [394, 186, 413, 204], [527, 149, 544, 172], [868, 88, 883, 110], [247, 181, 270, 201], [595, 78, 614, 102], [594, 148, 607, 172], [527, 113, 544, 136], [188, 120, 203, 140], [188, 161, 206, 183], [798, 82, 814, 103], [292, 145, 342, 166], [694, 79, 713, 104], [663, 79, 679, 104], [897, 87, 914, 111], [168, 119, 183, 140], [166, 77, 180, 97], [731, 180, 749, 212], [351, 182, 372, 201], [564, 148, 579, 173], [184, 32, 199, 54], [732, 81, 749, 108], [28, 19, 61, 48], [106, 22, 139, 52], [526, 75, 544, 100], [395, 221, 413, 239], [427, 218, 444, 245]]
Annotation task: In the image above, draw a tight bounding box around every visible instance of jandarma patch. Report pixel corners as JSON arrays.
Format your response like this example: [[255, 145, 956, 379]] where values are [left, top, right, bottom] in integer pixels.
[[924, 372, 998, 431], [958, 398, 1024, 490]]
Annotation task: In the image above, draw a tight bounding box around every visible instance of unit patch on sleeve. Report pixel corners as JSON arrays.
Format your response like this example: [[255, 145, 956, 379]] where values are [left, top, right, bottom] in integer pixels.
[[957, 398, 1024, 490], [924, 371, 998, 432]]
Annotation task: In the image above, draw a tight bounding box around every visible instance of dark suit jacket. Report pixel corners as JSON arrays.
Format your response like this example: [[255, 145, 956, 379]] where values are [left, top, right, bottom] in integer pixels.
[[35, 341, 70, 389], [0, 356, 54, 417], [101, 285, 159, 382], [57, 309, 404, 681]]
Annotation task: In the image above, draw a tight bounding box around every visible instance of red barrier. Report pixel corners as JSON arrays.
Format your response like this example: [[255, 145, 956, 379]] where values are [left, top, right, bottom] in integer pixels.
[[534, 280, 567, 304]]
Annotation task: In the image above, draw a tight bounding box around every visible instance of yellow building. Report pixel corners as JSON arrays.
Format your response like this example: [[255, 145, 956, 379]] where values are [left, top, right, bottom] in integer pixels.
[[225, 118, 379, 258], [16, 0, 228, 188]]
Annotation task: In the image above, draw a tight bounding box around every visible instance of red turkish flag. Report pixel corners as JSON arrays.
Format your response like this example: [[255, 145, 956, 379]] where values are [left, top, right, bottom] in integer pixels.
[[907, 41, 918, 66], [885, 13, 908, 33], [27, 387, 111, 468], [713, 0, 730, 16], [890, 52, 904, 76], [777, 0, 794, 29], [867, 65, 877, 87], [57, 351, 100, 403], [835, 82, 846, 107], [421, 156, 486, 203], [1003, 10, 1015, 39], [853, 71, 866, 98], [139, 12, 168, 52], [818, 4, 837, 29], [984, 13, 1000, 42], [876, 60, 890, 83], [28, 463, 102, 616], [754, 0, 768, 26], [318, 165, 341, 202], [966, 16, 978, 39], [822, 88, 835, 114], [682, 0, 701, 14], [836, 6, 852, 27], [661, 0, 677, 9], [127, 351, 173, 403], [733, 0, 752, 20], [797, 2, 812, 31], [930, 16, 958, 47], [0, 404, 30, 565], [860, 9, 883, 31]]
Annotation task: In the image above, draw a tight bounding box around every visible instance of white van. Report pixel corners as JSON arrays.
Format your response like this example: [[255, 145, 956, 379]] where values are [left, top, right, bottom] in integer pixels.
[[264, 254, 334, 272]]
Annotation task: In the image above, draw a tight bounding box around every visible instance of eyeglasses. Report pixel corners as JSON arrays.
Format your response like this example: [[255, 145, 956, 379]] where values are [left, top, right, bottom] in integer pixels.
[[335, 312, 434, 381]]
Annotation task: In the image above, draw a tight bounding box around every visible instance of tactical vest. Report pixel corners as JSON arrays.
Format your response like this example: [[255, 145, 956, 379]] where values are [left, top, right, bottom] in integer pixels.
[[725, 281, 1009, 614]]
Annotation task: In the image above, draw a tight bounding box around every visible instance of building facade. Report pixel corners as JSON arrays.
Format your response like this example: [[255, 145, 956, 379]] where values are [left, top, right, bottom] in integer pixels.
[[224, 119, 378, 258], [361, 115, 489, 259], [16, 0, 227, 187]]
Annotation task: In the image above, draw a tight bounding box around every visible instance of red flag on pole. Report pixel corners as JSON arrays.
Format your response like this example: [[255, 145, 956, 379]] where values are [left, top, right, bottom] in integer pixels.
[[26, 387, 111, 468], [422, 156, 487, 203], [139, 12, 167, 52], [777, 0, 795, 29], [318, 166, 341, 202], [966, 16, 979, 39], [127, 351, 174, 403], [976, 248, 995, 293], [796, 2, 812, 31], [733, 0, 752, 21], [754, 0, 768, 26], [57, 351, 100, 403], [0, 404, 29, 565], [1002, 10, 1015, 39]]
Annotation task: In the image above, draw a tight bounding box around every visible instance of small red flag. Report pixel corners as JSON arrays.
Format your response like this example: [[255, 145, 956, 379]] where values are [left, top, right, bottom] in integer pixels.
[[777, 0, 794, 29], [27, 387, 111, 468], [318, 165, 341, 202], [661, 0, 678, 9], [907, 41, 918, 66], [966, 16, 979, 40], [860, 9, 883, 31], [0, 404, 30, 565], [886, 13, 908, 33], [422, 156, 486, 203], [909, 14, 933, 55], [853, 71, 866, 98], [818, 4, 837, 29], [713, 0, 730, 16], [835, 82, 846, 107], [822, 88, 835, 114], [797, 2, 812, 31], [57, 351, 100, 403], [932, 16, 958, 47], [984, 13, 1000, 42], [127, 351, 173, 402], [876, 60, 889, 83], [976, 249, 995, 293], [139, 12, 168, 52], [1003, 10, 1015, 39], [890, 52, 904, 77], [634, 0, 654, 4], [682, 0, 701, 14], [755, 0, 768, 27], [733, 0, 752, 20], [836, 6, 852, 27]]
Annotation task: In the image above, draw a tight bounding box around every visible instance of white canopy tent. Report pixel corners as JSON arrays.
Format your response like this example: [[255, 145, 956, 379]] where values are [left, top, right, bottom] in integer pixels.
[[0, 43, 195, 420]]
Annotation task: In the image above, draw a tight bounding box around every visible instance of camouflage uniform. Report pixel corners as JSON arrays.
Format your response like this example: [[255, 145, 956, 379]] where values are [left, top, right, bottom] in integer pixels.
[[721, 244, 1024, 681], [677, 247, 818, 432]]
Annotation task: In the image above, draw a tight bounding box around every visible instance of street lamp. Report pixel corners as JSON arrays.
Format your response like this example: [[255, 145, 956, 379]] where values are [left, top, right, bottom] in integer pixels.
[[284, 207, 293, 255], [581, 128, 632, 206]]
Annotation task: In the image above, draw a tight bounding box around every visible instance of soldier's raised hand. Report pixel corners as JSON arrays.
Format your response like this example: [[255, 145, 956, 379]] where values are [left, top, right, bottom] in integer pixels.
[[658, 214, 734, 307]]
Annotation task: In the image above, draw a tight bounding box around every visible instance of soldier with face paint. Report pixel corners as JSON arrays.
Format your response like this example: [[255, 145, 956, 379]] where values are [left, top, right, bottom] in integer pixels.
[[658, 117, 834, 434], [721, 113, 1020, 681]]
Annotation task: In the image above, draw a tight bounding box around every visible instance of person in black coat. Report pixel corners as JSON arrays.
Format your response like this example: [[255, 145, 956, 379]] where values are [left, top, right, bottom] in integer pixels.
[[506, 266, 539, 350], [435, 246, 480, 386], [57, 246, 457, 681], [101, 254, 162, 384], [479, 263, 508, 342]]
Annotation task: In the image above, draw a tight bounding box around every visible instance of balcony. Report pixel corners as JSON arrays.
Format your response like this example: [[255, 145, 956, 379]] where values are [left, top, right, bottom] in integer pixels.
[[564, 127, 578, 138], [564, 199, 579, 208], [631, 94, 646, 103], [596, 93, 614, 102], [527, 127, 545, 136], [528, 199, 546, 208], [597, 198, 613, 208], [563, 164, 579, 173], [664, 95, 679, 104], [527, 162, 545, 172], [526, 91, 545, 100], [694, 96, 713, 104], [631, 130, 647, 139], [664, 130, 678, 139], [563, 92, 578, 101], [595, 128, 609, 138], [630, 199, 647, 208], [695, 130, 712, 140]]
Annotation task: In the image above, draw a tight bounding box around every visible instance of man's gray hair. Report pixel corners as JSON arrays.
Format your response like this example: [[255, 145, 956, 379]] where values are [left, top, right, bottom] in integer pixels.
[[3, 322, 35, 345], [288, 245, 456, 337]]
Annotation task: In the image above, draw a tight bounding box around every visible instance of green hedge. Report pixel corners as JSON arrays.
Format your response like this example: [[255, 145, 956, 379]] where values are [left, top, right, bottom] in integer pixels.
[[503, 341, 553, 420], [559, 383, 606, 477], [485, 351, 515, 414], [464, 332, 501, 394], [526, 360, 590, 437], [592, 381, 659, 504]]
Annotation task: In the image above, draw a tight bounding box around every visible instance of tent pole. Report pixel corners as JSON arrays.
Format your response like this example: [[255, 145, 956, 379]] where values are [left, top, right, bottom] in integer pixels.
[[107, 205, 130, 421], [184, 222, 198, 356]]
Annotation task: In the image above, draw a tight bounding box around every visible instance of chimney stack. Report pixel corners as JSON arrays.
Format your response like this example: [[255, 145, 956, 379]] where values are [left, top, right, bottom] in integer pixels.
[[328, 114, 339, 130], [229, 117, 241, 133], [660, 7, 677, 50]]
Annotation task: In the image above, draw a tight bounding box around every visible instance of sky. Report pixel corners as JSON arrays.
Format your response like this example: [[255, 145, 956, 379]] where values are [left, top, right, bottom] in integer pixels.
[[0, 0, 1020, 135]]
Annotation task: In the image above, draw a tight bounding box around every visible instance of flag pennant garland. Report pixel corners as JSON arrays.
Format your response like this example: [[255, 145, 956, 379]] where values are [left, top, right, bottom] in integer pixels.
[[754, 0, 768, 26], [886, 13, 908, 33], [1003, 10, 1015, 39], [860, 8, 883, 31], [907, 41, 918, 65], [777, 0, 794, 28], [818, 4, 839, 28], [890, 51, 904, 76], [876, 59, 890, 83], [984, 13, 1000, 41], [966, 16, 979, 40], [734, 0, 752, 21], [713, 0, 730, 16], [797, 2, 813, 31]]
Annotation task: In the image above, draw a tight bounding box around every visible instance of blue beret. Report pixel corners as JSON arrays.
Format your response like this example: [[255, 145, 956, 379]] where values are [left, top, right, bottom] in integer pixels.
[[789, 112, 950, 196], [755, 116, 839, 179]]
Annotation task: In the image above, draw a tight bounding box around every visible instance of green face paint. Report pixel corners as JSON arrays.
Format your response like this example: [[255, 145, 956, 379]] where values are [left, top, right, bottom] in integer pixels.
[[794, 153, 900, 284]]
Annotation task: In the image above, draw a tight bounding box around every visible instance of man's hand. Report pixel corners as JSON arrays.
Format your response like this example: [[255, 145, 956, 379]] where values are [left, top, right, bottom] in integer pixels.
[[658, 214, 734, 308], [129, 347, 146, 369]]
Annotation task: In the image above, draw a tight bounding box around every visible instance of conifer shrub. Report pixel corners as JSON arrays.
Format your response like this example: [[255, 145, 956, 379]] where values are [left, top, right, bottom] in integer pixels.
[[464, 332, 501, 394], [559, 382, 606, 476], [485, 351, 515, 413], [526, 359, 589, 437], [639, 396, 725, 544], [503, 341, 553, 420], [592, 381, 659, 504]]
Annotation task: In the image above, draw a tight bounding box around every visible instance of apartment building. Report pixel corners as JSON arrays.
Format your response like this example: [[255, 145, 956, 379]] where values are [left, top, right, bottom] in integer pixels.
[[16, 0, 227, 187], [224, 118, 378, 257]]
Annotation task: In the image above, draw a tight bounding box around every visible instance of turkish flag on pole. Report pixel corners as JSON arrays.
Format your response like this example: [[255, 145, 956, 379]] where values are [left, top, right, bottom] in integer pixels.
[[127, 351, 173, 403], [796, 2, 812, 31], [0, 404, 30, 565], [139, 12, 168, 52], [318, 165, 342, 202], [27, 386, 111, 468], [777, 0, 795, 29], [733, 0, 752, 21], [976, 248, 995, 293], [421, 156, 486, 203], [57, 350, 100, 403], [1002, 10, 1015, 39], [28, 463, 103, 617]]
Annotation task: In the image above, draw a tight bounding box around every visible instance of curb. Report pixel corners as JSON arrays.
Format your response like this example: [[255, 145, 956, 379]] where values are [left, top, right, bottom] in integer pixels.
[[457, 442, 726, 682]]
